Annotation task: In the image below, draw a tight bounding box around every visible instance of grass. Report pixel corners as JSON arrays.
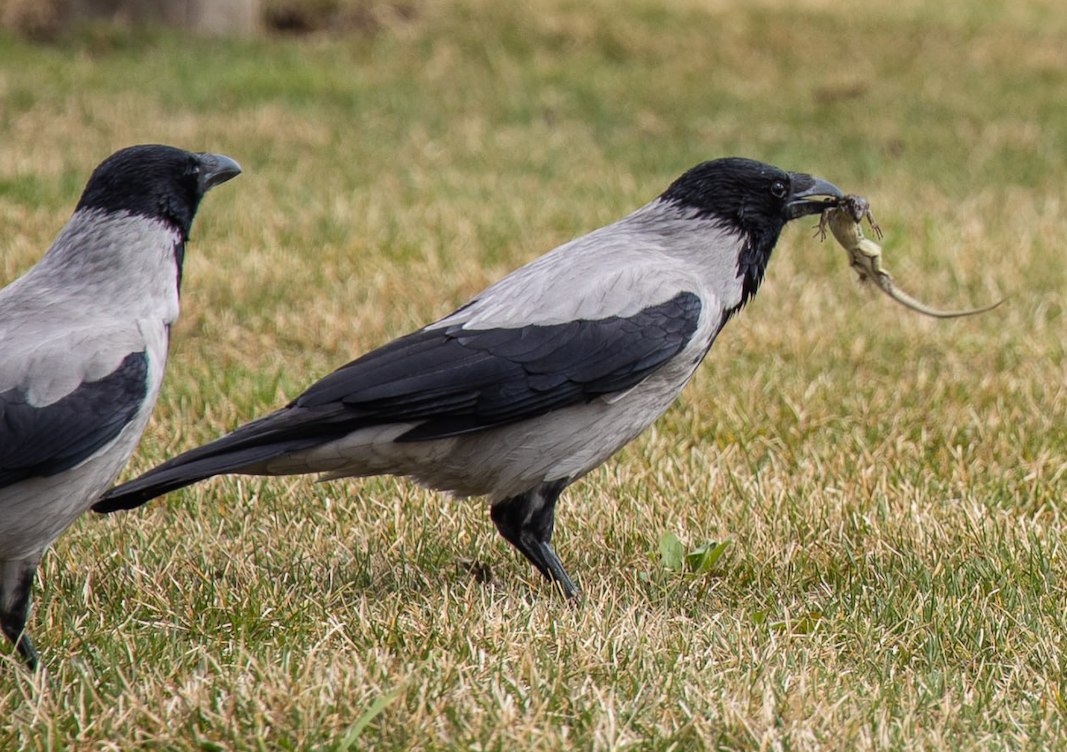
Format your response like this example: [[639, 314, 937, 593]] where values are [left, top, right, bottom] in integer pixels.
[[1, 0, 1066, 747]]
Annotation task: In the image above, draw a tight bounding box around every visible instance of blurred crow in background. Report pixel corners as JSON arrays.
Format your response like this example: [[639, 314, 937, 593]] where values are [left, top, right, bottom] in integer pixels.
[[0, 145, 240, 669]]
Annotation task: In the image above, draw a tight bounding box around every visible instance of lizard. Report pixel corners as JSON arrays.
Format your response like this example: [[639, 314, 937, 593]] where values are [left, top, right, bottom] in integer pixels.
[[817, 194, 1002, 319]]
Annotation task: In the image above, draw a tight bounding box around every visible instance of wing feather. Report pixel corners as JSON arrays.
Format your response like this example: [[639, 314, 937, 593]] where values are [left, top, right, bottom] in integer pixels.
[[293, 290, 702, 441], [0, 350, 149, 488]]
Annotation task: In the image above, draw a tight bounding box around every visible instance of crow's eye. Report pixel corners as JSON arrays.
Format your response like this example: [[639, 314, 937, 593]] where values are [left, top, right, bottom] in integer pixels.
[[769, 179, 787, 198]]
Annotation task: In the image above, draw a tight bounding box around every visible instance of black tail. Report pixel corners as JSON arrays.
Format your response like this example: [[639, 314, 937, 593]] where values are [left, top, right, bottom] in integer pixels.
[[92, 443, 299, 512], [93, 405, 344, 513]]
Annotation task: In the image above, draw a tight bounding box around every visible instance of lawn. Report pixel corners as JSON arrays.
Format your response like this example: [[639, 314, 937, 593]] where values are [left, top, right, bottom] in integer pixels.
[[1, 0, 1065, 748]]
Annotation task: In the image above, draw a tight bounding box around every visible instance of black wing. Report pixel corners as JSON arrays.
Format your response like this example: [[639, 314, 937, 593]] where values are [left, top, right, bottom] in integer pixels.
[[295, 290, 703, 441], [0, 351, 148, 489], [92, 293, 703, 512]]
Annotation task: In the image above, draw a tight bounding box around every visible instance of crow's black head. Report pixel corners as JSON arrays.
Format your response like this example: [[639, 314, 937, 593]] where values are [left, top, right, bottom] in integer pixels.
[[661, 157, 841, 235], [661, 157, 841, 306], [76, 145, 241, 239]]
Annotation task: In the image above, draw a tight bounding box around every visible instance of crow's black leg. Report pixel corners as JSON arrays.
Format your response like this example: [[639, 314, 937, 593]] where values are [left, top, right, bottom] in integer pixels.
[[490, 479, 579, 599], [1, 559, 39, 671]]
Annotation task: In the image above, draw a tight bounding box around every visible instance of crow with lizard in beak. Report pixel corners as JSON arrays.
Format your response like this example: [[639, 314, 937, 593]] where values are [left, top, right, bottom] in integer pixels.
[[95, 157, 839, 601]]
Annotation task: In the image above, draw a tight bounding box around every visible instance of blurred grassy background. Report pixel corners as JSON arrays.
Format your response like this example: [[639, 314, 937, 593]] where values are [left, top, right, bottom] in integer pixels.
[[1, 0, 1065, 748]]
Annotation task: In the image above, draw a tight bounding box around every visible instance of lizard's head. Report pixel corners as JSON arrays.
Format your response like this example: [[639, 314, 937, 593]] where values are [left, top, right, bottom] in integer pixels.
[[837, 194, 872, 224]]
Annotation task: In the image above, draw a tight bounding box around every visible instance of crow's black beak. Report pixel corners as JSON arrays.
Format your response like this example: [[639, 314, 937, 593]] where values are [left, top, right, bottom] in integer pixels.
[[195, 152, 242, 193], [785, 173, 843, 219]]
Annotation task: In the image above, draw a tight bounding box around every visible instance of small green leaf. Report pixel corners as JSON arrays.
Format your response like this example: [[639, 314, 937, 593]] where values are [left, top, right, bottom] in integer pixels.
[[686, 540, 730, 573], [659, 531, 685, 571]]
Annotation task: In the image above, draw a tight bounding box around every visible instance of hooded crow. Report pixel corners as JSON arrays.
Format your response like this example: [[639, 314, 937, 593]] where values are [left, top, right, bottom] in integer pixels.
[[95, 157, 840, 600], [0, 145, 240, 669]]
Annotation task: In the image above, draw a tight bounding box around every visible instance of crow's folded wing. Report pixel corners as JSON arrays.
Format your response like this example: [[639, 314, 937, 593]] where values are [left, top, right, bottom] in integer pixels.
[[92, 291, 704, 513], [0, 350, 148, 489], [295, 290, 703, 441]]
